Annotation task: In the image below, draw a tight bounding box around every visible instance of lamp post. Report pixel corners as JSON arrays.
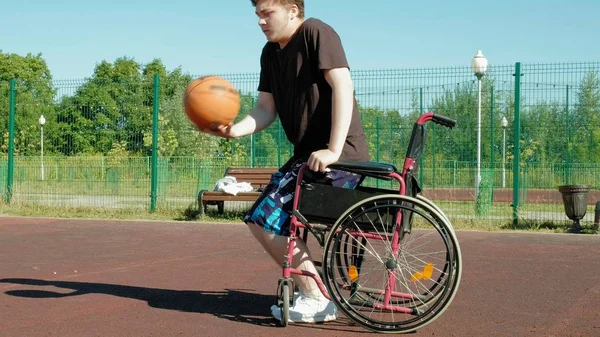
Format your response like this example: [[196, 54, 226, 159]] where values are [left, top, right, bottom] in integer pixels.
[[39, 115, 46, 181], [471, 50, 488, 198], [501, 116, 508, 188]]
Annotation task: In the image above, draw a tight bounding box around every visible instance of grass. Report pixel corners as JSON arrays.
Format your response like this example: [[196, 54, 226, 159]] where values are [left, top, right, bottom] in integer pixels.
[[0, 203, 246, 224], [0, 198, 596, 235]]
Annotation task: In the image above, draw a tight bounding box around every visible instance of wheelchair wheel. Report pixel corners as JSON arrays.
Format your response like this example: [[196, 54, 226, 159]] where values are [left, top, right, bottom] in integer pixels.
[[280, 283, 289, 327], [322, 194, 462, 334], [276, 278, 293, 327]]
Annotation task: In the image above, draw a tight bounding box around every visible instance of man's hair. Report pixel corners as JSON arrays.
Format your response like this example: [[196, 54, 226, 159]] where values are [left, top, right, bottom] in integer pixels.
[[250, 0, 305, 19]]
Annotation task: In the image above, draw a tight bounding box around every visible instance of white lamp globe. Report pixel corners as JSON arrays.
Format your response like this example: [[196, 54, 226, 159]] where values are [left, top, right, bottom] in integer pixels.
[[471, 50, 488, 77]]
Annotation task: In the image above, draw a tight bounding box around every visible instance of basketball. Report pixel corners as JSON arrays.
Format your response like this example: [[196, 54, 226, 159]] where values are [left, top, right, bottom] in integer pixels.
[[184, 76, 240, 131]]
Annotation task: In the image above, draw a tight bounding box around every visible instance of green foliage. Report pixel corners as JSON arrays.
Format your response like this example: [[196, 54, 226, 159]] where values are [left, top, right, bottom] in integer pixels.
[[572, 71, 600, 163], [143, 115, 178, 157], [1, 50, 599, 180], [0, 51, 55, 155], [3, 52, 600, 227], [475, 169, 494, 216], [106, 140, 129, 167], [429, 81, 478, 162]]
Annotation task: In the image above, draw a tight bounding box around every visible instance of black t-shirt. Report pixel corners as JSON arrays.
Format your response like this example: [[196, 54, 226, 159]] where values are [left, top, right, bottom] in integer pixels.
[[257, 18, 370, 162]]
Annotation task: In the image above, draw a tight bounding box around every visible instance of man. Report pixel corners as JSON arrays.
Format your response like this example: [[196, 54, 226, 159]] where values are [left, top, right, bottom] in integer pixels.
[[204, 0, 370, 323]]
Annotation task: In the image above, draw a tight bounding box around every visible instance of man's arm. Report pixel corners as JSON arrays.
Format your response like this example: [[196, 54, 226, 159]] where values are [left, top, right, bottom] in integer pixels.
[[205, 91, 277, 138], [306, 67, 354, 172], [324, 67, 354, 155]]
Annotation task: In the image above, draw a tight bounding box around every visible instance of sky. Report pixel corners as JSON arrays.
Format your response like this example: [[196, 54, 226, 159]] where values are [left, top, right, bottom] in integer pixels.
[[2, 0, 600, 80]]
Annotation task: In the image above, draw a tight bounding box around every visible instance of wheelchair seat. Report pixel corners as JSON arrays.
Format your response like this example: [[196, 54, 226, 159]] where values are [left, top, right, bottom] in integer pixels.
[[328, 161, 397, 179]]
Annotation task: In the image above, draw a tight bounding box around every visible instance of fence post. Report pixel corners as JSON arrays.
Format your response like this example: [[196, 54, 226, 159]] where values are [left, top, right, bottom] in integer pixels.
[[376, 115, 380, 162], [419, 87, 424, 187], [453, 160, 457, 186], [376, 115, 380, 188], [5, 79, 16, 204], [250, 95, 255, 167], [432, 124, 436, 189], [565, 85, 571, 184], [490, 85, 495, 201], [512, 63, 522, 226], [150, 74, 160, 212]]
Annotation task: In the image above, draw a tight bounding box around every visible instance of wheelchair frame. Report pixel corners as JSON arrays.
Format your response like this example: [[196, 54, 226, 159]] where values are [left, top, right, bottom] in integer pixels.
[[274, 112, 461, 333]]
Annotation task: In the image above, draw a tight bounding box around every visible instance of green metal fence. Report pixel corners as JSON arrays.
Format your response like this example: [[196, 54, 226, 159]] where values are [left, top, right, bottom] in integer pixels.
[[2, 62, 599, 226]]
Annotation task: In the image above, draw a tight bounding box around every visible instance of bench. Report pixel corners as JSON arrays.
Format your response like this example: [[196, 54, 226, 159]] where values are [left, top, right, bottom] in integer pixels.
[[197, 167, 278, 216]]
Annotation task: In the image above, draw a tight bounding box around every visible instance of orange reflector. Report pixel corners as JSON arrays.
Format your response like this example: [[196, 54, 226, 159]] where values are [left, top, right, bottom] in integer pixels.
[[348, 265, 359, 282], [411, 263, 434, 282], [423, 263, 433, 279]]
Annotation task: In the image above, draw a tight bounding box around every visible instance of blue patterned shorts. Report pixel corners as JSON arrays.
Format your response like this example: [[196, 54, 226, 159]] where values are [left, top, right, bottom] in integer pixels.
[[244, 159, 363, 236]]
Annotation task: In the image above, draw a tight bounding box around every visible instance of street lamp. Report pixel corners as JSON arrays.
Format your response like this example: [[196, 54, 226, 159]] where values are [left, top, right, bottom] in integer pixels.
[[39, 115, 46, 181], [471, 50, 488, 198], [501, 116, 508, 188]]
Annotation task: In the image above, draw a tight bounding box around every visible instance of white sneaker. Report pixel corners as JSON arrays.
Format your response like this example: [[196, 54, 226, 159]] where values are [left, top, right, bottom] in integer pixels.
[[271, 295, 338, 323]]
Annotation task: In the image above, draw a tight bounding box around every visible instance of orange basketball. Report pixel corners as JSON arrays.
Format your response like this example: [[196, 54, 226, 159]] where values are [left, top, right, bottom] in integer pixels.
[[184, 76, 240, 131]]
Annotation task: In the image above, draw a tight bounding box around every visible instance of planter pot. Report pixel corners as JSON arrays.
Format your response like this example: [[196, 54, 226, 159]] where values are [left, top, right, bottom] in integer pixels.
[[558, 185, 591, 233]]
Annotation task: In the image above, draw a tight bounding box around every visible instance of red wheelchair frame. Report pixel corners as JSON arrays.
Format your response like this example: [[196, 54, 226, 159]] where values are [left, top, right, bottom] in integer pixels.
[[273, 112, 461, 333]]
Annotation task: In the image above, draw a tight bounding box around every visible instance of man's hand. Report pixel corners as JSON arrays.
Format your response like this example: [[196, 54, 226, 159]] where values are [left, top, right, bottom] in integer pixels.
[[307, 149, 340, 172], [201, 91, 277, 139], [202, 122, 237, 139]]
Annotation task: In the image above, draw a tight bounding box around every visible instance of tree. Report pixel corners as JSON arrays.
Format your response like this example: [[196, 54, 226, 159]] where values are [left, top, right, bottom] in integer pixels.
[[521, 102, 563, 164], [0, 51, 56, 155], [53, 57, 196, 156], [429, 81, 478, 162], [359, 106, 386, 161], [572, 71, 600, 162], [54, 57, 150, 155]]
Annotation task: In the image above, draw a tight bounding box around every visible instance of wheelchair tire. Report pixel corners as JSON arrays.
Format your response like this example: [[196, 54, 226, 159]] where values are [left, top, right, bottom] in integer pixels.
[[322, 194, 462, 334]]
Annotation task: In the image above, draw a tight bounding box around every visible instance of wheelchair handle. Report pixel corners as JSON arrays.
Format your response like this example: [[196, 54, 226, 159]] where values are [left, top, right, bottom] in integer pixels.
[[431, 113, 457, 129]]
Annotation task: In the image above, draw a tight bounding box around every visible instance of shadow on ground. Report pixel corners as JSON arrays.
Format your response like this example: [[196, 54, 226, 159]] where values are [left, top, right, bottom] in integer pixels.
[[0, 278, 364, 333], [1, 278, 276, 327]]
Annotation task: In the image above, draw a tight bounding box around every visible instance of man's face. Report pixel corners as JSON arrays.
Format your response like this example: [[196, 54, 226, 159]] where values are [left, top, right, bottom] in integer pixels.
[[255, 0, 292, 43]]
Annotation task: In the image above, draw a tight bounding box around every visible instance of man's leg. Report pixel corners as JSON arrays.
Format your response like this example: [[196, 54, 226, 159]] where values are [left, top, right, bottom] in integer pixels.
[[243, 160, 338, 323], [243, 160, 365, 322], [247, 221, 336, 323], [247, 222, 323, 299]]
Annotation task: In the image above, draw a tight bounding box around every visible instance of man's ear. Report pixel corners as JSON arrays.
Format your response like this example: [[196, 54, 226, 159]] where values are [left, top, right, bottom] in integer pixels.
[[289, 5, 299, 20]]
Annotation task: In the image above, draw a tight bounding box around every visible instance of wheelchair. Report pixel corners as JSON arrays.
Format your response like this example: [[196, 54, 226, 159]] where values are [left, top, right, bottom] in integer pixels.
[[274, 112, 462, 333]]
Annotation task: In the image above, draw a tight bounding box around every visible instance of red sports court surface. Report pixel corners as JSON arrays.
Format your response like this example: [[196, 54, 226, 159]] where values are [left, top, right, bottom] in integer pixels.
[[1, 217, 599, 336]]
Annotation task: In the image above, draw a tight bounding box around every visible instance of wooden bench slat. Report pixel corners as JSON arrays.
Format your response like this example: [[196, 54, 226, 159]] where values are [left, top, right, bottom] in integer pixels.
[[227, 168, 278, 173], [227, 172, 275, 176]]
